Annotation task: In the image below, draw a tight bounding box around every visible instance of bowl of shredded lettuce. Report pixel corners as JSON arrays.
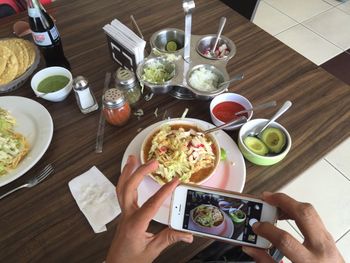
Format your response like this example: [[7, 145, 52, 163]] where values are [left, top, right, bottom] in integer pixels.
[[136, 57, 176, 94], [140, 119, 220, 185]]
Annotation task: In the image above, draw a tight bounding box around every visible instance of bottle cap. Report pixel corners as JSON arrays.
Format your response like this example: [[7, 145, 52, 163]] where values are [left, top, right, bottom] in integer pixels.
[[73, 76, 89, 91], [103, 88, 126, 108], [115, 68, 136, 87]]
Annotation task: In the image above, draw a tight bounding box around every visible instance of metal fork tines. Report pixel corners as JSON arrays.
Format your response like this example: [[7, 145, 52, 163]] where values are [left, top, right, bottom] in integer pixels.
[[0, 164, 54, 200]]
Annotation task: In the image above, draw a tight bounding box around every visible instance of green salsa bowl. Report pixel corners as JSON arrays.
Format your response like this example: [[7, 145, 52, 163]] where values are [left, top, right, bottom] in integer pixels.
[[31, 66, 73, 102]]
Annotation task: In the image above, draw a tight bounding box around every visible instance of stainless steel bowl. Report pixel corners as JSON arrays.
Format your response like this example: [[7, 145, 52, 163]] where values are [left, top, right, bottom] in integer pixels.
[[150, 28, 185, 53], [196, 35, 236, 61], [136, 57, 176, 94], [186, 64, 229, 97]]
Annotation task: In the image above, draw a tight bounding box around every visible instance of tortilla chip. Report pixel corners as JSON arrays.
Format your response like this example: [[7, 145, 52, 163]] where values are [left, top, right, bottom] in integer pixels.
[[21, 39, 36, 68], [0, 46, 19, 85], [0, 45, 9, 77], [14, 39, 30, 71], [0, 39, 27, 77]]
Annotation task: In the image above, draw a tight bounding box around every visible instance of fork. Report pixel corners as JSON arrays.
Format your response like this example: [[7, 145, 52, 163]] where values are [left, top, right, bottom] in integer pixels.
[[0, 164, 54, 200]]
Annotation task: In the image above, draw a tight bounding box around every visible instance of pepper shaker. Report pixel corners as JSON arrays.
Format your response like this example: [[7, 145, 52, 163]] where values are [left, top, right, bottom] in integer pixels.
[[73, 76, 99, 114]]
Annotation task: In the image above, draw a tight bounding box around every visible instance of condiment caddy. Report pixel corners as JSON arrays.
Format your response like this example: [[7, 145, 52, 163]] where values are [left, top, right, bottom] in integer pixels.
[[135, 0, 237, 100], [137, 30, 236, 101]]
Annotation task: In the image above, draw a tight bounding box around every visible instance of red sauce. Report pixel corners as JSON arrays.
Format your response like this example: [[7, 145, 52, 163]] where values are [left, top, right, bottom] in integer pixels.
[[212, 101, 248, 123]]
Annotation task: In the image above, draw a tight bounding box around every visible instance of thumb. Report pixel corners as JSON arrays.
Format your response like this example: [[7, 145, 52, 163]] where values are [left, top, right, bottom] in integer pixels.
[[242, 246, 275, 263], [149, 228, 193, 254]]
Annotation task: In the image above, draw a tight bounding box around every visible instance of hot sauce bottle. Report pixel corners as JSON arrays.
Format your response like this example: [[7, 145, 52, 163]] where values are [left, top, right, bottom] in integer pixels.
[[103, 88, 131, 126]]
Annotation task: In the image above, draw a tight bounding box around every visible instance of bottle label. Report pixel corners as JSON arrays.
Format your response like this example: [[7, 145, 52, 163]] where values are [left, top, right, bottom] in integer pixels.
[[50, 26, 59, 41], [32, 31, 52, 46], [31, 25, 60, 46], [28, 7, 41, 18]]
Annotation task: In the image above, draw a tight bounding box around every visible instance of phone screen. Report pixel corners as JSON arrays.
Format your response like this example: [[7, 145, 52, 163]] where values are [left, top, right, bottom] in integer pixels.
[[182, 189, 263, 244]]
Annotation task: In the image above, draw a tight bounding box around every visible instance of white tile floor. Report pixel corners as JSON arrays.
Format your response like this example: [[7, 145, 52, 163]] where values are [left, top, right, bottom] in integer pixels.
[[253, 1, 350, 261], [253, 0, 350, 65]]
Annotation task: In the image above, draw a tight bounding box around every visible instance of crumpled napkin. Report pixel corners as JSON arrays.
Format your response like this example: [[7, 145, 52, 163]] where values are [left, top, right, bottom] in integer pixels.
[[68, 166, 121, 233]]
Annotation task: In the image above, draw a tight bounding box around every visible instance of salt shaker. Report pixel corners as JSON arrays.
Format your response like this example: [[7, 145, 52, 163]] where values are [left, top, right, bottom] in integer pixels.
[[103, 88, 131, 126], [115, 68, 141, 107], [73, 76, 99, 114]]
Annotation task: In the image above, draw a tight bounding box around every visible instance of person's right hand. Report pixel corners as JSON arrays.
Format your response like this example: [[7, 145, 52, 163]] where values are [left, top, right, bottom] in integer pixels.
[[243, 192, 345, 263]]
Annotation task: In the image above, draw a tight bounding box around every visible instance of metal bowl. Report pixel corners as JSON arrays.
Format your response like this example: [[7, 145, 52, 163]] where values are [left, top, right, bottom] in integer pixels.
[[186, 64, 229, 97], [196, 35, 236, 61], [136, 57, 176, 94], [150, 28, 185, 53]]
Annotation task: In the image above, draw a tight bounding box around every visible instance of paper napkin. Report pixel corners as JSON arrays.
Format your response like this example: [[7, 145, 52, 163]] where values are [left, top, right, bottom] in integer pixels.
[[103, 18, 146, 72], [68, 166, 121, 233]]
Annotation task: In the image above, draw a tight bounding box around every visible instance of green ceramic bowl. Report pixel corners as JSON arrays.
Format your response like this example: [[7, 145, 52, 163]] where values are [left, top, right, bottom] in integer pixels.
[[229, 209, 246, 223], [238, 119, 292, 166]]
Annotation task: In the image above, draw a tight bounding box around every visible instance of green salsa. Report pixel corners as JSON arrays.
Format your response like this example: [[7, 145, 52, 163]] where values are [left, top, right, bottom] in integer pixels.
[[37, 75, 70, 93]]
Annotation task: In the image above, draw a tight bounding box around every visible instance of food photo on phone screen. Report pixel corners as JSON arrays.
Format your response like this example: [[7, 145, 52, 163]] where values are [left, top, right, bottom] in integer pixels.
[[182, 190, 263, 244]]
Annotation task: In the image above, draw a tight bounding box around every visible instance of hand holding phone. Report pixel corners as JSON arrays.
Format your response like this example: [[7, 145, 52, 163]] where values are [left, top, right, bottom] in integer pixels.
[[243, 192, 345, 263], [169, 184, 278, 249], [107, 156, 193, 263]]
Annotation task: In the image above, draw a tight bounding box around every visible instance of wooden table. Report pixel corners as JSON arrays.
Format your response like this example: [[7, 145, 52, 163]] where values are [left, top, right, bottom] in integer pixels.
[[1, 0, 349, 262]]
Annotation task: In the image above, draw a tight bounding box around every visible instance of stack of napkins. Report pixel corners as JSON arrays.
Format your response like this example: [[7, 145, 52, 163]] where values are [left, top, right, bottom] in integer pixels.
[[103, 19, 146, 72], [68, 166, 121, 233]]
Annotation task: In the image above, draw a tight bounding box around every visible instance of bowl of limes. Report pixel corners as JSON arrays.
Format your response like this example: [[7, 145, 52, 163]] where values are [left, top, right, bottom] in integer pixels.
[[150, 28, 185, 53], [238, 119, 292, 166]]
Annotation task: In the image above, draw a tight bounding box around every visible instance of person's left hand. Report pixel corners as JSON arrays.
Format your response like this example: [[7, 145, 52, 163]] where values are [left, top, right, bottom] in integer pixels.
[[106, 155, 193, 263]]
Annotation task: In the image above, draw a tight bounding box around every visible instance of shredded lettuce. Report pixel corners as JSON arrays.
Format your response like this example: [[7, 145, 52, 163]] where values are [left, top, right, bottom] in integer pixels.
[[141, 61, 172, 84], [0, 109, 29, 175], [147, 124, 216, 183]]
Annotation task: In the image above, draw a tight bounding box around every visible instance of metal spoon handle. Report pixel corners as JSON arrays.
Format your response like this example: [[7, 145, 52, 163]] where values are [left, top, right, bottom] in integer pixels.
[[259, 100, 292, 135], [219, 73, 244, 88], [235, 100, 277, 115], [212, 17, 226, 53], [204, 116, 247, 134]]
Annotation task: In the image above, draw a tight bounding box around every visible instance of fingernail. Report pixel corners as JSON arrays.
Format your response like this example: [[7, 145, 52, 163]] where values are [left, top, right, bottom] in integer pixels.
[[252, 221, 260, 230], [181, 235, 193, 243], [262, 191, 273, 198], [242, 246, 252, 253], [171, 177, 180, 183]]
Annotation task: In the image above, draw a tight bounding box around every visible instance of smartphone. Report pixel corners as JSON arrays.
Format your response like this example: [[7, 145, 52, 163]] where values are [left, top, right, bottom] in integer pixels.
[[169, 184, 278, 249]]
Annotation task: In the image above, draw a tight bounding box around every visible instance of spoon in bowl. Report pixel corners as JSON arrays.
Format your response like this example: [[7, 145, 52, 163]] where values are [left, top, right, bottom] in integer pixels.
[[218, 73, 244, 89], [202, 116, 247, 135], [211, 17, 226, 56], [248, 100, 292, 138], [235, 100, 277, 116]]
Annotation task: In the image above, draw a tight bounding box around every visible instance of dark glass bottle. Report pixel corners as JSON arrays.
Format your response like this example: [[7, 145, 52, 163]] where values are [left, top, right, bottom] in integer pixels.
[[27, 0, 70, 69]]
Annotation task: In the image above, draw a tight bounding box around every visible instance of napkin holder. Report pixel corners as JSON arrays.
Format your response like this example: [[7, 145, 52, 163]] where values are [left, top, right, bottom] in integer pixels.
[[105, 34, 138, 72]]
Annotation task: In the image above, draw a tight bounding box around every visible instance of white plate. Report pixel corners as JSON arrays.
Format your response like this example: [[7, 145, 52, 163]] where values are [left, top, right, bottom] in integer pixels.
[[122, 118, 246, 225], [0, 96, 53, 187]]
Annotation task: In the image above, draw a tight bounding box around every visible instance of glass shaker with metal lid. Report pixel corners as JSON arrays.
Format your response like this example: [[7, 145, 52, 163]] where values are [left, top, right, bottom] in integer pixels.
[[115, 68, 141, 107], [103, 88, 131, 126]]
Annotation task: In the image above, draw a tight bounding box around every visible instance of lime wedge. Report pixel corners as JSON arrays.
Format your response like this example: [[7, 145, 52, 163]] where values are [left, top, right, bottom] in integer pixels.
[[166, 41, 178, 52]]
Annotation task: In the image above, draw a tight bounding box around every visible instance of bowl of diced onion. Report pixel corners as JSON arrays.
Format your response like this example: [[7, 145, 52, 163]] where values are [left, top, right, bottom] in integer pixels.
[[196, 35, 236, 61], [140, 118, 221, 185], [136, 57, 176, 94], [186, 64, 229, 97]]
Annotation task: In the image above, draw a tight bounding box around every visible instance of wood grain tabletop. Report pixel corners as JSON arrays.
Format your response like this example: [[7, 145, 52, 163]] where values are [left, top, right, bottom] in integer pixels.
[[0, 0, 349, 262]]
